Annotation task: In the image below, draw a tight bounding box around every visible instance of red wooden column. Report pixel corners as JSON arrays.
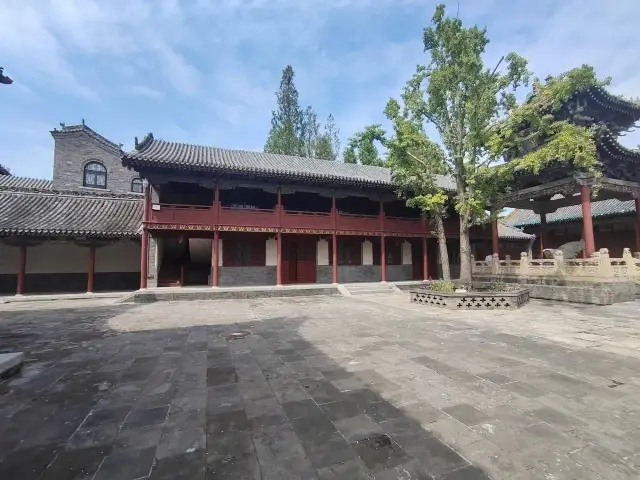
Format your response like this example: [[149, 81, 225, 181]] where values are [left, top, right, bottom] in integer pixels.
[[635, 197, 640, 254], [212, 231, 219, 287], [539, 212, 548, 258], [16, 243, 26, 295], [140, 185, 150, 289], [580, 184, 596, 257], [491, 218, 499, 256], [381, 236, 387, 282], [87, 245, 96, 293], [276, 232, 283, 286], [422, 237, 429, 281], [332, 234, 338, 284]]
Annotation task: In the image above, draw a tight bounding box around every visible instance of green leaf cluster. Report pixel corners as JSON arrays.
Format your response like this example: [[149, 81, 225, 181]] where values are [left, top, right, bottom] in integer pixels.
[[265, 66, 340, 160], [489, 65, 614, 186], [343, 125, 387, 166]]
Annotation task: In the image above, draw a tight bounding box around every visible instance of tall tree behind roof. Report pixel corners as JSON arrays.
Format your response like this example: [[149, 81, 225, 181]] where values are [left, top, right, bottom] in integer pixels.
[[315, 114, 341, 161], [343, 125, 387, 166], [265, 65, 304, 156]]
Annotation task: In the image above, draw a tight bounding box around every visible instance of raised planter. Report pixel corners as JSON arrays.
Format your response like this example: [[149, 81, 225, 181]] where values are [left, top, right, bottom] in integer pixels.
[[410, 287, 530, 310]]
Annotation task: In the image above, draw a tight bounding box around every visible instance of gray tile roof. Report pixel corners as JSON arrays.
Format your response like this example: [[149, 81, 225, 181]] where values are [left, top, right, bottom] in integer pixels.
[[0, 189, 142, 238], [497, 221, 535, 240], [0, 175, 53, 191], [504, 198, 636, 227], [50, 123, 122, 152], [123, 134, 455, 191]]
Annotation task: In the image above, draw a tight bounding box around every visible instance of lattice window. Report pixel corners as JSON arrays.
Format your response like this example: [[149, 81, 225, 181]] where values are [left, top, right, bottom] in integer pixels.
[[83, 161, 107, 189], [131, 178, 143, 193]]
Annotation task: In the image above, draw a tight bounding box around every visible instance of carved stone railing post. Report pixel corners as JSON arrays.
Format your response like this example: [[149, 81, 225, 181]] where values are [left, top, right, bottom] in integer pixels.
[[598, 248, 612, 278], [554, 250, 565, 276], [519, 252, 529, 275], [622, 248, 634, 278], [491, 253, 499, 275]]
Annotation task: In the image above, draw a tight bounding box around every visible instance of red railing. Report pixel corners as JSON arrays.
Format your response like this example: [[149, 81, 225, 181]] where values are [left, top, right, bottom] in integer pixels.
[[282, 210, 334, 230], [385, 216, 427, 235], [149, 203, 213, 224], [336, 213, 380, 232], [219, 207, 278, 228], [148, 203, 435, 236]]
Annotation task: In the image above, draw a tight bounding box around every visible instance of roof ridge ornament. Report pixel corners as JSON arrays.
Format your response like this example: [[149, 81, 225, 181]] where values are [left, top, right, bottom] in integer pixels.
[[135, 133, 154, 151]]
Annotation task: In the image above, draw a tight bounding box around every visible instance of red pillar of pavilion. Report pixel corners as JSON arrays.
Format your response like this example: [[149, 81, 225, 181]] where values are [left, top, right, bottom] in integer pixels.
[[332, 234, 338, 284], [276, 232, 283, 286], [635, 197, 640, 254], [381, 236, 387, 282], [212, 230, 219, 287], [140, 185, 150, 289], [580, 184, 596, 257], [539, 213, 548, 258], [491, 219, 499, 256], [87, 245, 96, 293], [422, 237, 429, 281], [16, 243, 26, 295]]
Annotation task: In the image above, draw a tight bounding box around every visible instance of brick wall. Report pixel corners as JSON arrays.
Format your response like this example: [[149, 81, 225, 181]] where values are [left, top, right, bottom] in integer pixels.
[[51, 128, 141, 195]]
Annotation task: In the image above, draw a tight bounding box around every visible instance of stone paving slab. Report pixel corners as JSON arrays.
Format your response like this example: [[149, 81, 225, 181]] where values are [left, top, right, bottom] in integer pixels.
[[1, 295, 640, 479]]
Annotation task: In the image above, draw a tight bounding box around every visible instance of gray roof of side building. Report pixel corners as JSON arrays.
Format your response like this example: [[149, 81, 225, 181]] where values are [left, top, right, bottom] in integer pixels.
[[122, 134, 456, 191], [0, 187, 143, 238], [497, 222, 535, 240], [504, 198, 636, 228], [0, 174, 54, 190]]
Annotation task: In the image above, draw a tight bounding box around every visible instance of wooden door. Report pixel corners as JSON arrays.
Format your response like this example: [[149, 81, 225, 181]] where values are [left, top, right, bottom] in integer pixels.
[[295, 237, 317, 284]]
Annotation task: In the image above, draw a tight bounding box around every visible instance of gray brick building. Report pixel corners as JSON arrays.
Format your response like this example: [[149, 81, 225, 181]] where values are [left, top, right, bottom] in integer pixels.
[[51, 122, 143, 196]]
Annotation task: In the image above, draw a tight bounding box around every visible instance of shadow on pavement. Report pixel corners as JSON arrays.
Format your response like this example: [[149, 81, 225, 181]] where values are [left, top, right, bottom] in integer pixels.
[[0, 302, 490, 479]]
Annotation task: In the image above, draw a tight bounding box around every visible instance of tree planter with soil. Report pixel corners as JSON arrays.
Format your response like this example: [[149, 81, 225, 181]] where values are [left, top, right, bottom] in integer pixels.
[[410, 280, 530, 310]]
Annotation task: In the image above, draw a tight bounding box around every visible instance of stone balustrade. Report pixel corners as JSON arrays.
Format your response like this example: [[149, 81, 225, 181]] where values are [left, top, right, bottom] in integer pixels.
[[472, 248, 640, 281]]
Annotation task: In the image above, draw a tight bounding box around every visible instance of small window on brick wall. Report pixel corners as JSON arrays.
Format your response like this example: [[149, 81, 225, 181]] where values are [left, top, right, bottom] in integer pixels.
[[131, 178, 143, 193], [83, 161, 107, 189]]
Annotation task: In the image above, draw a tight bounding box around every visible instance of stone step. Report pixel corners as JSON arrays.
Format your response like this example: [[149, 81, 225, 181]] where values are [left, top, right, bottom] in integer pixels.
[[343, 283, 397, 295]]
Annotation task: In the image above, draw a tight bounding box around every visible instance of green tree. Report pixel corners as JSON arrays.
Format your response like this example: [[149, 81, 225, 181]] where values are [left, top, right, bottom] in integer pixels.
[[489, 65, 609, 183], [401, 4, 529, 285], [343, 125, 387, 166], [300, 106, 320, 158], [384, 99, 451, 280], [265, 65, 304, 156], [315, 114, 341, 161]]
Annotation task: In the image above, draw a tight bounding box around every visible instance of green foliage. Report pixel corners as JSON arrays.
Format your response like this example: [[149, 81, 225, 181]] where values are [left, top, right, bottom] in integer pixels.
[[265, 66, 340, 160], [427, 279, 456, 292], [396, 3, 530, 284], [489, 65, 611, 185], [343, 125, 387, 166], [384, 98, 449, 219], [265, 65, 304, 156], [314, 114, 341, 161]]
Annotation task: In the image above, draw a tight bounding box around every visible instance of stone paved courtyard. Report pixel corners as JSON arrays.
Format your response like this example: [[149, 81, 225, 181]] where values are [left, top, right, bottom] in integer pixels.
[[1, 293, 640, 479]]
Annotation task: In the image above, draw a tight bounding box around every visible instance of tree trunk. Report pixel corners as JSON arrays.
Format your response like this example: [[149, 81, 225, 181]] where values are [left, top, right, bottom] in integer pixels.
[[459, 215, 472, 287], [433, 215, 451, 281]]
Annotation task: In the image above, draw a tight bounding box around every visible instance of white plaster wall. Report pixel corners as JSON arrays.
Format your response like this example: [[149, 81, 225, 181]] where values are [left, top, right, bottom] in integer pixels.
[[96, 242, 140, 273], [0, 243, 19, 274], [317, 239, 329, 266], [265, 238, 277, 266], [26, 241, 88, 274], [362, 240, 373, 265], [401, 241, 412, 265]]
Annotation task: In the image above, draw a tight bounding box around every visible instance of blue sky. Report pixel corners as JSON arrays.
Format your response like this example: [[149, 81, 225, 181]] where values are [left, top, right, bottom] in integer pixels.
[[1, 0, 639, 179]]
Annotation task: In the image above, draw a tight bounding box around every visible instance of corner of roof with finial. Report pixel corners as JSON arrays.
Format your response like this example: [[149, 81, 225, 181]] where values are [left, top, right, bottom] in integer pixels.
[[135, 132, 154, 151]]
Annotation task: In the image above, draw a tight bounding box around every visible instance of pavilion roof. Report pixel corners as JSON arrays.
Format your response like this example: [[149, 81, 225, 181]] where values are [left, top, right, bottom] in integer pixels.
[[497, 222, 535, 240], [0, 186, 142, 238], [504, 198, 636, 228], [122, 134, 456, 191], [587, 86, 640, 120]]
